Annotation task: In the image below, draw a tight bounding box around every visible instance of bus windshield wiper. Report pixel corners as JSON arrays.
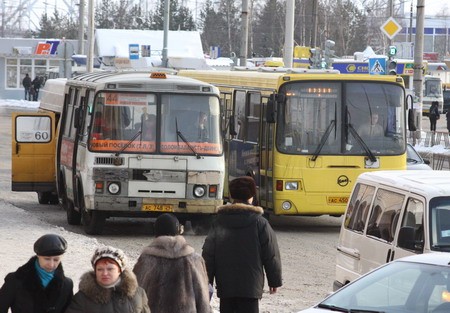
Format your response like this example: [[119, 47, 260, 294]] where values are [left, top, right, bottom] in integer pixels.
[[175, 118, 202, 159], [312, 120, 335, 161], [115, 130, 142, 157], [347, 123, 377, 163]]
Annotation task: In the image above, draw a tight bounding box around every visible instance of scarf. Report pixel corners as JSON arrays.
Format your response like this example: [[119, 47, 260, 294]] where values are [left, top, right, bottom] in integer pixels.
[[34, 258, 55, 288]]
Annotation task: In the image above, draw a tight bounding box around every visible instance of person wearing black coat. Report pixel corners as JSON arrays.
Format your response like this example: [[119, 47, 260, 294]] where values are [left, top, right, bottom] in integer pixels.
[[22, 73, 32, 101], [446, 109, 450, 135], [0, 234, 73, 313], [202, 176, 282, 313], [32, 76, 42, 101]]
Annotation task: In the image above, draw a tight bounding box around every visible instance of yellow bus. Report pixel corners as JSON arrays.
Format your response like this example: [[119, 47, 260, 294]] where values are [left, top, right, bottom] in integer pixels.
[[179, 68, 408, 217], [12, 71, 224, 234]]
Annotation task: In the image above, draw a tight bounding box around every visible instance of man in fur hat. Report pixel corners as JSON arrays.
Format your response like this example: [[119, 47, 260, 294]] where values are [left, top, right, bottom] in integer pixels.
[[202, 176, 282, 313]]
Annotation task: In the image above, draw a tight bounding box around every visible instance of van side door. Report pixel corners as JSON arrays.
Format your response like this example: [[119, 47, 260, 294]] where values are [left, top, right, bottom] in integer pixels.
[[11, 112, 57, 203], [360, 188, 405, 274], [335, 182, 375, 287]]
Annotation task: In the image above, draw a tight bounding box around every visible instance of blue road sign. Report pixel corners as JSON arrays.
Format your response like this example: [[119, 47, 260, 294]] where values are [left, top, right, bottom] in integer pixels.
[[369, 58, 386, 75]]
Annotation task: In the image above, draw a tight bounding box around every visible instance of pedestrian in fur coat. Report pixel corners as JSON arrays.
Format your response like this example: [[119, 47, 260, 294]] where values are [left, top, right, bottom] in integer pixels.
[[65, 246, 149, 313], [0, 234, 73, 313], [133, 213, 211, 313]]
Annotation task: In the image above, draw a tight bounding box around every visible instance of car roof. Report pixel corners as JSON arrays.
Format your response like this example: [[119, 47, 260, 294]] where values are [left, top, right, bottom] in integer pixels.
[[395, 252, 450, 267], [356, 170, 450, 197]]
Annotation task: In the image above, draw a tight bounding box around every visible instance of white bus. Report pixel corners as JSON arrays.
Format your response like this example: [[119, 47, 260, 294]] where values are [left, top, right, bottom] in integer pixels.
[[13, 71, 225, 234], [422, 75, 443, 114]]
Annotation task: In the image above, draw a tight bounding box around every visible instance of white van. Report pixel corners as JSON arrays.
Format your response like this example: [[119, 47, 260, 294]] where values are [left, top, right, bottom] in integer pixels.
[[334, 170, 450, 291]]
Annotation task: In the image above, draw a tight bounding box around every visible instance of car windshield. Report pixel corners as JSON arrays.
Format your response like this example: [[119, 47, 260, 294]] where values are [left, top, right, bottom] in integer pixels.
[[321, 261, 450, 313]]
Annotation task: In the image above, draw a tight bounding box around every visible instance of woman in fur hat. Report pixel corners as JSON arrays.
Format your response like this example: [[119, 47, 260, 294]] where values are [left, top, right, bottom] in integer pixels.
[[202, 176, 282, 313], [0, 233, 73, 313], [133, 213, 211, 313], [65, 246, 149, 313]]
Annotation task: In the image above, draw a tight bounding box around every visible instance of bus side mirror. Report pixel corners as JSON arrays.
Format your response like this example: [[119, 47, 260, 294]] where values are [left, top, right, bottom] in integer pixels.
[[406, 94, 416, 131], [229, 115, 238, 136], [74, 108, 81, 129], [266, 94, 280, 123]]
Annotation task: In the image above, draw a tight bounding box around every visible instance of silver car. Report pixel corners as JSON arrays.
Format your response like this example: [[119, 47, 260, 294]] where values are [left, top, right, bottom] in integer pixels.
[[297, 253, 450, 313], [407, 143, 432, 170]]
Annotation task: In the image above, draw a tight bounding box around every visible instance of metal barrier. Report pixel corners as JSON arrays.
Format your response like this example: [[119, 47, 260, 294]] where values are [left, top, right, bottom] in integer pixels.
[[407, 131, 450, 170]]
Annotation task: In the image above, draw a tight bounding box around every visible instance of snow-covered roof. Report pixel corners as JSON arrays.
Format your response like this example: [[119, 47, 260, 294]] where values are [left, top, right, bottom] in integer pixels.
[[95, 29, 204, 59]]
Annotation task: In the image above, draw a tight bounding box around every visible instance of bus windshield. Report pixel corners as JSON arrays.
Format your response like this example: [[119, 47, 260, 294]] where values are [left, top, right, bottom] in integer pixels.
[[276, 81, 405, 156], [424, 78, 442, 98], [89, 92, 222, 155]]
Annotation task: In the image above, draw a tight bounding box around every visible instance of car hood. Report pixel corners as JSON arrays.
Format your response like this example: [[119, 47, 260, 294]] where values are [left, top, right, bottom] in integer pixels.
[[296, 308, 330, 313]]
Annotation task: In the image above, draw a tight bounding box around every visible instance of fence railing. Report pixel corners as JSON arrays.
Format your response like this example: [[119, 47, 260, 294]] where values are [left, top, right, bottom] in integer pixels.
[[408, 130, 450, 170]]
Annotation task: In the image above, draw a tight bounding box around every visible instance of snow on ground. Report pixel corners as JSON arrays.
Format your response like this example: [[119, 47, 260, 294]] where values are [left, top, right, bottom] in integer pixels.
[[0, 98, 102, 292]]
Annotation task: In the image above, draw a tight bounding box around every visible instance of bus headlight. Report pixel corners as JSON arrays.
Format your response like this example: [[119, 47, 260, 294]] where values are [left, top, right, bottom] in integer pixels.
[[193, 185, 206, 198], [285, 181, 298, 190], [282, 201, 292, 210], [107, 182, 121, 195]]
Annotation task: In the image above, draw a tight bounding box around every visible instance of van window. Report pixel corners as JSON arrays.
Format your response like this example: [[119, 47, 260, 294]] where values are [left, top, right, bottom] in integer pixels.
[[366, 189, 405, 243], [344, 183, 375, 231], [400, 197, 424, 252], [430, 197, 450, 251]]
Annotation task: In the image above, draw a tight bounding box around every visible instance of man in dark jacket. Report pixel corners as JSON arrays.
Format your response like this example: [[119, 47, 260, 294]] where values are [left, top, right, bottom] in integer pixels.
[[0, 233, 73, 313], [22, 74, 32, 101], [32, 76, 42, 101], [202, 176, 282, 313]]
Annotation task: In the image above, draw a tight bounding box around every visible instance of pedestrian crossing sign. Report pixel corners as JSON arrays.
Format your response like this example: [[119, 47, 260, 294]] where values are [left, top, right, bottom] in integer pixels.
[[369, 58, 386, 75]]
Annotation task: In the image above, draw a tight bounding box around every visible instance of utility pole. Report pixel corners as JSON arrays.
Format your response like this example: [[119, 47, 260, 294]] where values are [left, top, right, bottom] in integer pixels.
[[162, 0, 170, 68], [311, 0, 318, 48], [78, 0, 85, 55], [86, 0, 95, 72], [387, 0, 394, 46], [412, 0, 425, 140], [283, 0, 294, 68], [239, 0, 249, 67], [1, 1, 5, 38]]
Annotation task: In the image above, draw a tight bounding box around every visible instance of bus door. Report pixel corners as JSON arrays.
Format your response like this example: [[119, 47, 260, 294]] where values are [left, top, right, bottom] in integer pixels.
[[259, 96, 273, 208], [11, 112, 57, 203], [59, 87, 81, 203]]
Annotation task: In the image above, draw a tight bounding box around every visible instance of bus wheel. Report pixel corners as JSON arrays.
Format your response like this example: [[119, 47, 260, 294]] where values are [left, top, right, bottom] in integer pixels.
[[66, 200, 81, 225], [37, 192, 51, 204], [82, 209, 105, 235], [191, 217, 212, 235], [49, 193, 59, 204]]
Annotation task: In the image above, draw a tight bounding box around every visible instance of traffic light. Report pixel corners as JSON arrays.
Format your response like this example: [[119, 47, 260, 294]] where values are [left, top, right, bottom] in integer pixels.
[[388, 59, 397, 75], [388, 45, 397, 58], [324, 40, 335, 69], [309, 48, 321, 69], [386, 45, 397, 75]]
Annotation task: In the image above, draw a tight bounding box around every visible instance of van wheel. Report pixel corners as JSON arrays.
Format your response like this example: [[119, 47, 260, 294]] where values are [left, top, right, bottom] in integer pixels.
[[66, 200, 81, 225], [82, 209, 105, 235], [37, 192, 51, 204]]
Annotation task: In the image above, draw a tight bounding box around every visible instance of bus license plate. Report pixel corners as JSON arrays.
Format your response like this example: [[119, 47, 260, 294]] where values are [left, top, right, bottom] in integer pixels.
[[327, 197, 348, 204], [142, 204, 173, 212]]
